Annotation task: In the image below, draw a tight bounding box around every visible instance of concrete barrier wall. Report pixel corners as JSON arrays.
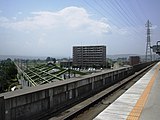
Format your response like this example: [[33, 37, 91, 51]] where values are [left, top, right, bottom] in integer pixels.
[[0, 62, 155, 120]]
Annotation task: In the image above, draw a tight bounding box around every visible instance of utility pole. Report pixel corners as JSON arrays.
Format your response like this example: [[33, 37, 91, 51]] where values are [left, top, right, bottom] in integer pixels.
[[145, 20, 152, 62]]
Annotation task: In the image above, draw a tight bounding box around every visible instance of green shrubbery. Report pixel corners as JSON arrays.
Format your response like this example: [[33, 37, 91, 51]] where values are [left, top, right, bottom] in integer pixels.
[[0, 58, 18, 93]]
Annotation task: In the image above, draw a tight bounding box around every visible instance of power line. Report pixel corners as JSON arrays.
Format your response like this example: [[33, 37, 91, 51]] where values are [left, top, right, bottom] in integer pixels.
[[101, 0, 128, 28], [123, 0, 144, 24], [117, 0, 146, 39], [120, 0, 142, 25], [106, 0, 132, 27], [82, 0, 121, 29], [93, 0, 120, 26], [114, 0, 137, 27], [81, 0, 145, 41], [107, 0, 144, 39], [97, 0, 143, 40], [136, 0, 148, 20]]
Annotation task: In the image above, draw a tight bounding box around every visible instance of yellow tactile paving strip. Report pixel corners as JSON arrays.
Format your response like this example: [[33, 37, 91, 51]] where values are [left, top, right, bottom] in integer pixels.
[[126, 64, 160, 120]]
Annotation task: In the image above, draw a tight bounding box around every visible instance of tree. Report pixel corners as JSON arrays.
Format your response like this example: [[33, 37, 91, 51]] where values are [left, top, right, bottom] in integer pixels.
[[52, 58, 56, 63], [46, 57, 56, 63], [106, 58, 114, 68], [0, 59, 18, 93], [46, 57, 51, 62]]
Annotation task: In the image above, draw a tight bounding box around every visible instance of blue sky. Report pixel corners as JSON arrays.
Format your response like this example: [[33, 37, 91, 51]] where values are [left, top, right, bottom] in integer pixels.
[[0, 0, 160, 57]]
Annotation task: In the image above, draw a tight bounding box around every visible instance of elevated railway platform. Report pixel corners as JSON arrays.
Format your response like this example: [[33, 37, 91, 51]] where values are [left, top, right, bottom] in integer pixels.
[[94, 62, 160, 120]]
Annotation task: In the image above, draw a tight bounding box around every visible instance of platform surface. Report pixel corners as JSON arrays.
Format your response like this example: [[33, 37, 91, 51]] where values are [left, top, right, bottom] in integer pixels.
[[94, 62, 160, 120]]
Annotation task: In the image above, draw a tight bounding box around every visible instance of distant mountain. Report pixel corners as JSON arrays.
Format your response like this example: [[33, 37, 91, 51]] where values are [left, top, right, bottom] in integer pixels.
[[107, 54, 159, 61], [107, 54, 140, 60], [0, 55, 72, 60], [0, 55, 46, 60], [0, 54, 158, 61]]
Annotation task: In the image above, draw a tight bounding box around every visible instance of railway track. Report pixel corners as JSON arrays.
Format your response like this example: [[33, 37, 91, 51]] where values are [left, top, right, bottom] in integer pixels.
[[47, 63, 154, 120]]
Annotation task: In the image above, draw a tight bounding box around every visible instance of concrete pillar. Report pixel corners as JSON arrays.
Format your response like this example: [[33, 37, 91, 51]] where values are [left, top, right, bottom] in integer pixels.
[[75, 88, 78, 97], [92, 77, 94, 90], [103, 78, 105, 85], [0, 96, 5, 120]]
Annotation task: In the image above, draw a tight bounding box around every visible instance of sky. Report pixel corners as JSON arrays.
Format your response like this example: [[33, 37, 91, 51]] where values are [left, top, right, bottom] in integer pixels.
[[0, 0, 160, 58]]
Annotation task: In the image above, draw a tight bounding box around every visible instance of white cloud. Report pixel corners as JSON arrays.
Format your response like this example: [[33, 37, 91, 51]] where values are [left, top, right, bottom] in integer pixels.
[[0, 6, 111, 35], [2, 6, 147, 56], [12, 17, 17, 20], [18, 12, 22, 15], [0, 16, 9, 22], [152, 25, 157, 29], [118, 28, 128, 35]]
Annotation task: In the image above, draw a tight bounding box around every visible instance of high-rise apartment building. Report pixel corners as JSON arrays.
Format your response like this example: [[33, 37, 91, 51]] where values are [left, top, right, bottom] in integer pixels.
[[73, 45, 106, 68]]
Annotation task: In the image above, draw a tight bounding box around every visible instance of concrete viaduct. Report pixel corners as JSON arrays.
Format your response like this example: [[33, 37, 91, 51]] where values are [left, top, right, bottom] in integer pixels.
[[0, 62, 155, 120]]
